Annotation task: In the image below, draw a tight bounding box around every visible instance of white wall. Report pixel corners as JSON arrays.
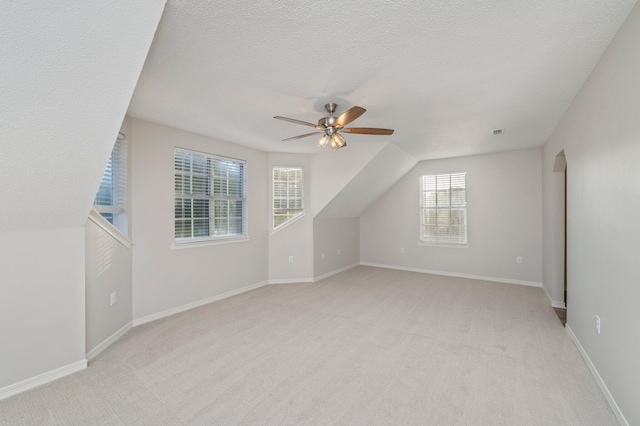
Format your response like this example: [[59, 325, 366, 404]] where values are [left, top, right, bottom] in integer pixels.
[[129, 118, 269, 322], [84, 218, 132, 356], [361, 149, 542, 285], [268, 154, 314, 282], [542, 2, 640, 423], [0, 228, 85, 392], [313, 218, 360, 279]]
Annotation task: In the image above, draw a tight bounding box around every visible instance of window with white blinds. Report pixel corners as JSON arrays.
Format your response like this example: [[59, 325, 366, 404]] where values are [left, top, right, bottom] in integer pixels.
[[94, 132, 128, 236], [174, 148, 247, 242], [420, 172, 467, 245], [273, 167, 304, 229]]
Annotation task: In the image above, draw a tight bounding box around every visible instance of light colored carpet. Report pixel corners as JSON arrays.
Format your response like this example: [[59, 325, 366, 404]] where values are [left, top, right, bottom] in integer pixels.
[[0, 266, 617, 425]]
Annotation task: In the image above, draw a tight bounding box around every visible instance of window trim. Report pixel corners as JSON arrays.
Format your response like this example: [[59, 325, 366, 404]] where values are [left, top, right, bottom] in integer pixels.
[[419, 171, 468, 247], [171, 235, 250, 250], [174, 147, 248, 245], [272, 166, 304, 231], [270, 211, 306, 235], [88, 208, 132, 249]]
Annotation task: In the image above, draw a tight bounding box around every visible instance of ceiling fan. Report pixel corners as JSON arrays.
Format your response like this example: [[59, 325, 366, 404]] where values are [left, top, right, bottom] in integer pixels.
[[274, 103, 394, 150]]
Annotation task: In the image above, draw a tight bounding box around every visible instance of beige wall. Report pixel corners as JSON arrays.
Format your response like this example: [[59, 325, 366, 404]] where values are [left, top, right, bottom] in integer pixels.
[[84, 218, 132, 355], [129, 118, 269, 322], [361, 148, 542, 285], [268, 154, 314, 282], [313, 218, 360, 279], [0, 228, 86, 391], [542, 2, 640, 423], [310, 141, 386, 216]]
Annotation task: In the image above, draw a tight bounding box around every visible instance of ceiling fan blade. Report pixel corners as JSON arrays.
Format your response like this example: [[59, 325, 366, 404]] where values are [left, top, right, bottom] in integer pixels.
[[274, 116, 323, 129], [282, 132, 322, 141], [343, 127, 394, 135], [334, 106, 366, 128]]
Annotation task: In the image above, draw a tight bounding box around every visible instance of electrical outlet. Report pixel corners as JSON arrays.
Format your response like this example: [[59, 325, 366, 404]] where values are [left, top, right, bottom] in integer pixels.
[[596, 315, 601, 334], [516, 256, 523, 264], [322, 252, 325, 260], [288, 256, 294, 263], [400, 247, 405, 253], [110, 292, 117, 306], [337, 249, 341, 255]]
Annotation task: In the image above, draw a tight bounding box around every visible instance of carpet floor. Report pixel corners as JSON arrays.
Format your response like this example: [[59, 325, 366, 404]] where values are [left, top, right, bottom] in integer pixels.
[[0, 266, 617, 425]]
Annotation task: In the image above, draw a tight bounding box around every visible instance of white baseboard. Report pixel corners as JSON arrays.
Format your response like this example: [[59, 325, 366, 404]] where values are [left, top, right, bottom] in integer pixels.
[[268, 263, 359, 284], [0, 359, 87, 401], [542, 284, 566, 308], [268, 277, 314, 284], [360, 262, 542, 288], [86, 321, 133, 361], [132, 280, 269, 327], [566, 325, 628, 426], [314, 262, 359, 282]]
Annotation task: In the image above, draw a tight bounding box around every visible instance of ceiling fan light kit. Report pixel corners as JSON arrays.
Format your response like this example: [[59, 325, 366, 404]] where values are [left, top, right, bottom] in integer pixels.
[[274, 103, 394, 150]]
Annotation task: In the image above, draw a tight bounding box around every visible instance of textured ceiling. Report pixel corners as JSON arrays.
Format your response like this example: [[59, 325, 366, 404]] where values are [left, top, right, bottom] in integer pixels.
[[1, 0, 165, 232], [129, 0, 637, 160]]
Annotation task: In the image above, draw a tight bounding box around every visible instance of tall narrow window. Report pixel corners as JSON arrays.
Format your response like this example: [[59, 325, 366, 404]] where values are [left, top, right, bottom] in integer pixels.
[[273, 167, 304, 229], [174, 148, 247, 242], [420, 172, 467, 245], [94, 132, 128, 236]]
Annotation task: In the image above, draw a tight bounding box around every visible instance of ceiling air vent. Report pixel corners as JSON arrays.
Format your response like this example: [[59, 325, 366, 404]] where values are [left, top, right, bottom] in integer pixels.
[[493, 128, 504, 135]]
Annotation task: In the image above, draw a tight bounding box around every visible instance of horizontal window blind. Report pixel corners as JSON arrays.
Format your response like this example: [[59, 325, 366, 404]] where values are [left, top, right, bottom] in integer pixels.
[[94, 133, 128, 236], [420, 172, 466, 244], [174, 148, 247, 241], [273, 167, 303, 229]]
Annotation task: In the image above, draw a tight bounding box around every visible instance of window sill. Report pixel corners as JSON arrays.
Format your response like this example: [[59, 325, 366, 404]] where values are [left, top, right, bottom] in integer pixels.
[[172, 236, 250, 250], [418, 241, 469, 249], [88, 208, 132, 249]]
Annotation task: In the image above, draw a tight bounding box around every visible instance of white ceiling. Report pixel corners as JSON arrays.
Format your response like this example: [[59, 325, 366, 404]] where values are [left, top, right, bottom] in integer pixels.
[[129, 0, 637, 160]]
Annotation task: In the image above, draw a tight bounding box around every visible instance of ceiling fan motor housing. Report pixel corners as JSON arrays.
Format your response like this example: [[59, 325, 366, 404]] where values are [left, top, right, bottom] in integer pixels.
[[319, 116, 337, 131]]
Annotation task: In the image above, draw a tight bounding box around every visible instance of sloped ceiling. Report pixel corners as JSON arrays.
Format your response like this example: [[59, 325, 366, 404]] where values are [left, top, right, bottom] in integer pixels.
[[129, 0, 637, 160], [0, 1, 166, 232], [317, 143, 418, 219]]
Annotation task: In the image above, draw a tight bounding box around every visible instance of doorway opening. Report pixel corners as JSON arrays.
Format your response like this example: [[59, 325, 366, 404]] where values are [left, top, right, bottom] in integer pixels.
[[553, 150, 567, 326]]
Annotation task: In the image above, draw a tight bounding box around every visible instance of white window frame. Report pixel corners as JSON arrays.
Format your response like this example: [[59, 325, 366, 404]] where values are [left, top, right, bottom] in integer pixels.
[[272, 166, 304, 230], [94, 132, 128, 237], [420, 172, 467, 247], [174, 148, 248, 245]]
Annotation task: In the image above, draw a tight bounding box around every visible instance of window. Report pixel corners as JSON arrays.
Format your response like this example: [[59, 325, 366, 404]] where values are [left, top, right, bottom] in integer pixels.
[[420, 172, 467, 245], [174, 148, 247, 242], [273, 167, 304, 229], [94, 132, 128, 236]]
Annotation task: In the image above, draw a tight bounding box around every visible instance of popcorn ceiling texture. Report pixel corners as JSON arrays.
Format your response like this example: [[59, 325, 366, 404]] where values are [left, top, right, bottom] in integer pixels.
[[0, 1, 166, 232], [2, 1, 636, 231], [129, 0, 636, 160]]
